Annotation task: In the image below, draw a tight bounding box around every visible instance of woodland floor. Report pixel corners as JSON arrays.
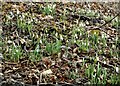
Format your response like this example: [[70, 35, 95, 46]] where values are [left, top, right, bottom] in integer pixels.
[[0, 2, 120, 86]]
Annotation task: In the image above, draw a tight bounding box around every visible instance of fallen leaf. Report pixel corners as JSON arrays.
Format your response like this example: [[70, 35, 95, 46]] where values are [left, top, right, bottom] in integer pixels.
[[20, 38, 26, 44], [42, 69, 53, 75], [4, 70, 13, 74]]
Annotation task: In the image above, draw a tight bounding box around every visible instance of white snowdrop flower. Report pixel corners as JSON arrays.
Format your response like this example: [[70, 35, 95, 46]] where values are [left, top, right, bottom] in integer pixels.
[[16, 50, 19, 52], [104, 61, 106, 64], [116, 67, 119, 73], [36, 49, 39, 53], [17, 9, 20, 14], [75, 34, 77, 38], [60, 34, 63, 40], [55, 32, 58, 37], [40, 40, 42, 44]]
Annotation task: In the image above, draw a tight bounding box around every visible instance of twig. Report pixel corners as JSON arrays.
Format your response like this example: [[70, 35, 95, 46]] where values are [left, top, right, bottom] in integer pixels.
[[99, 13, 120, 28], [80, 56, 115, 68]]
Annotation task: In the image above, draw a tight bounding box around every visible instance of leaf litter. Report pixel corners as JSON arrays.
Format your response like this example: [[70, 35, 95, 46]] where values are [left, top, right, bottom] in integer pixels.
[[1, 2, 120, 85]]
